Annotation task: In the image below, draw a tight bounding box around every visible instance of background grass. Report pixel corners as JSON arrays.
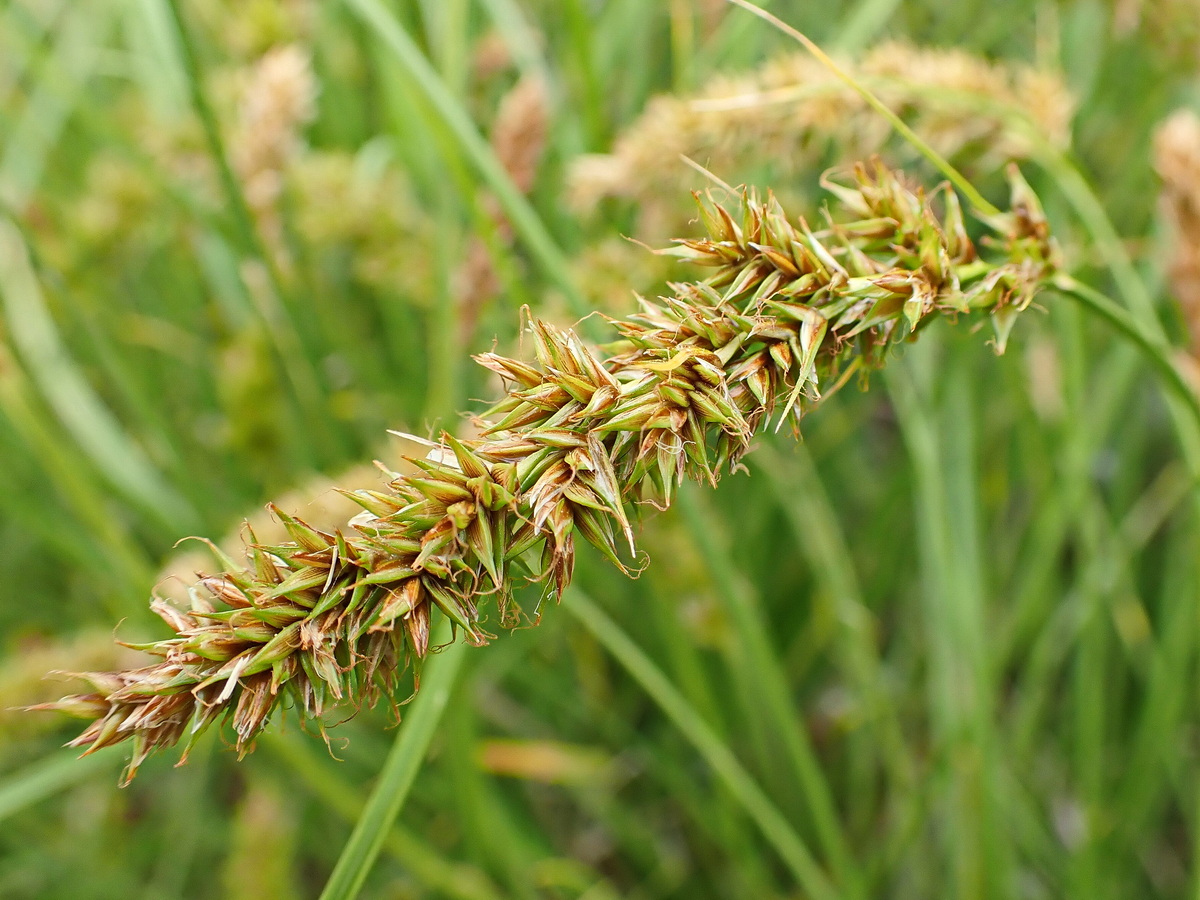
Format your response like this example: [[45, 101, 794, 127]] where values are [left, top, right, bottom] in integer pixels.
[[2, 0, 1200, 897]]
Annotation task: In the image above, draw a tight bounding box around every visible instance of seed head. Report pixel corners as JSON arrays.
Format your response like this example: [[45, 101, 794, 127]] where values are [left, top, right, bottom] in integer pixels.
[[37, 161, 1057, 782]]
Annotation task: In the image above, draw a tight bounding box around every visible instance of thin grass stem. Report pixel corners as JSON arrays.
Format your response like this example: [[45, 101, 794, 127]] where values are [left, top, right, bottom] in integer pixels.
[[675, 485, 863, 898], [265, 732, 503, 900], [344, 0, 587, 318], [1055, 275, 1200, 434], [566, 589, 840, 900], [724, 0, 1000, 217]]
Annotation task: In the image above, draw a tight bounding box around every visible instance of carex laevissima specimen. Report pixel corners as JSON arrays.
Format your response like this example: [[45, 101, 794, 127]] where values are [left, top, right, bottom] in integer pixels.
[[40, 160, 1058, 782]]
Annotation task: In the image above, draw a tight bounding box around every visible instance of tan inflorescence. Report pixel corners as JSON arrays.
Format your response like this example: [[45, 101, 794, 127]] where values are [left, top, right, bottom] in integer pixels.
[[568, 42, 1072, 214], [231, 44, 319, 266], [1154, 109, 1200, 359], [38, 162, 1059, 782]]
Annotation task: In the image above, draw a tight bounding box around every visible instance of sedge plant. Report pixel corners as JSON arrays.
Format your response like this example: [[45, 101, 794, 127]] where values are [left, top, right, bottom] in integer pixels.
[[37, 158, 1059, 783], [10, 1, 1200, 898]]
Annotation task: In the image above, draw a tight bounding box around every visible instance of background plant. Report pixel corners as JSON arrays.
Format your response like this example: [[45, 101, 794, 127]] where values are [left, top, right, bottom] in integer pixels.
[[3, 1, 1200, 899]]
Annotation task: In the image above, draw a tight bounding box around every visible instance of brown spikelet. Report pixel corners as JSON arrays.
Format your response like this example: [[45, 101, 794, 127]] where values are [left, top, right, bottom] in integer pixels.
[[491, 77, 550, 195], [156, 456, 414, 607], [37, 161, 1058, 783]]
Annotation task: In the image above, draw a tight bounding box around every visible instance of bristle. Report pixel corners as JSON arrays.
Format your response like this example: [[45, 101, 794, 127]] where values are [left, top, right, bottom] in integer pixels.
[[1154, 109, 1200, 359]]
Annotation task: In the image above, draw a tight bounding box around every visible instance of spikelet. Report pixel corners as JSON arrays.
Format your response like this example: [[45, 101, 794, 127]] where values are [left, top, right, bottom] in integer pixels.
[[0, 631, 140, 742], [568, 42, 1073, 214], [37, 161, 1058, 783], [155, 453, 418, 608]]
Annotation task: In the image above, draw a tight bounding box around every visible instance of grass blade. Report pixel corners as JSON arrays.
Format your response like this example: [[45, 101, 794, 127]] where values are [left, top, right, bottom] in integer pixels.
[[343, 0, 586, 317], [318, 617, 466, 900], [0, 218, 198, 531], [675, 484, 862, 897], [0, 750, 116, 825], [566, 589, 840, 900], [1055, 275, 1200, 439], [265, 733, 503, 900]]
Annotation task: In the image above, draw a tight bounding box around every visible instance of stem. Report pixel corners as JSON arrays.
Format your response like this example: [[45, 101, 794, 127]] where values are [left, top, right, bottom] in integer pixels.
[[318, 618, 466, 900], [724, 0, 1000, 217], [163, 0, 337, 464], [675, 485, 863, 898], [161, 0, 266, 263], [1054, 275, 1200, 433], [565, 589, 840, 900], [266, 732, 503, 900], [343, 0, 587, 318]]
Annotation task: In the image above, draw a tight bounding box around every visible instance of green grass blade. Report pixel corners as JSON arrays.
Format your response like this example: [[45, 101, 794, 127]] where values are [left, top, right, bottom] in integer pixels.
[[343, 0, 587, 318], [0, 218, 198, 531], [566, 589, 840, 900], [0, 0, 111, 210], [476, 0, 552, 84], [160, 0, 266, 263], [318, 617, 466, 900], [832, 0, 903, 53], [0, 750, 116, 825], [0, 346, 155, 595], [1055, 275, 1200, 440], [887, 353, 1012, 897], [264, 733, 504, 900], [756, 442, 918, 841], [675, 485, 863, 898]]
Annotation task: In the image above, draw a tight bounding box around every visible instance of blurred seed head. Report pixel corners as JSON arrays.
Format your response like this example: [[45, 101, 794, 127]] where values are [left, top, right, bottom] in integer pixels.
[[568, 42, 1073, 225], [455, 75, 551, 342], [1153, 109, 1200, 359], [231, 44, 318, 268], [289, 150, 435, 301]]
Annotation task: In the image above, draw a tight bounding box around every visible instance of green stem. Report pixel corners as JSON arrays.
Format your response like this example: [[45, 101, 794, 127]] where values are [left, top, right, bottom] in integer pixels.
[[161, 0, 266, 263], [1031, 146, 1158, 325], [565, 589, 839, 900], [318, 618, 466, 900], [343, 0, 587, 318], [163, 0, 337, 464], [266, 732, 502, 900], [725, 0, 1000, 217]]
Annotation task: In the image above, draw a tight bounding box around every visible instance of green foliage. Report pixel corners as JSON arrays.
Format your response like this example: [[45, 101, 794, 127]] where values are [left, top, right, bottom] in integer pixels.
[[1, 0, 1199, 898]]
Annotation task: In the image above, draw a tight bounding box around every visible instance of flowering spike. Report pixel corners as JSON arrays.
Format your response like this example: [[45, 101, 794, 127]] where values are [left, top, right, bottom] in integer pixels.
[[39, 159, 1057, 778]]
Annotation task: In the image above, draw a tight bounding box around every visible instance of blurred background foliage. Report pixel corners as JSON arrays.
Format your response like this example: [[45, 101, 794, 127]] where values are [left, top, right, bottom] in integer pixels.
[[2, 0, 1200, 897]]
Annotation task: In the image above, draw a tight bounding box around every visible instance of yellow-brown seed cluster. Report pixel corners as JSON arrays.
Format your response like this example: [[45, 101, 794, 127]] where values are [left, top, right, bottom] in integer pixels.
[[568, 43, 1073, 218], [38, 161, 1057, 782]]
